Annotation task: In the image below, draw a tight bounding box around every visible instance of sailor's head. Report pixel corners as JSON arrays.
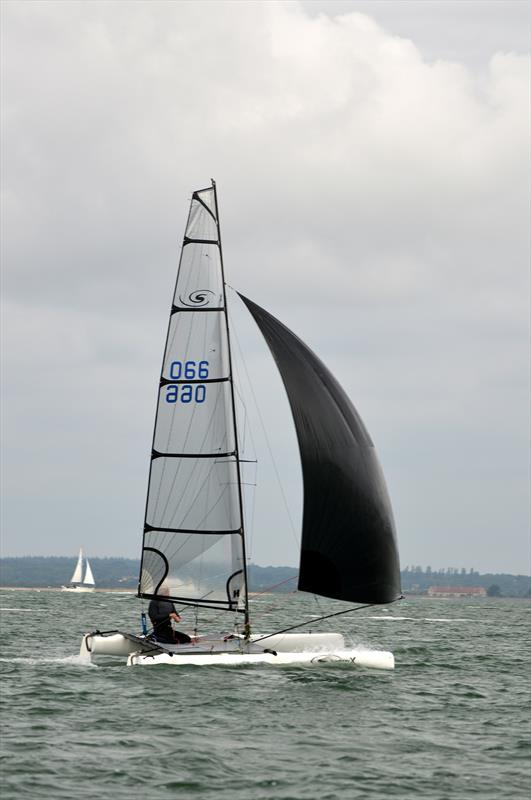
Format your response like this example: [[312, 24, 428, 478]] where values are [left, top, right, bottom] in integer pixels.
[[158, 582, 170, 597]]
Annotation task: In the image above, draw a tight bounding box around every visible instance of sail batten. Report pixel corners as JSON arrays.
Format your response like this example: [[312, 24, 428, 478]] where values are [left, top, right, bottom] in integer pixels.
[[151, 451, 236, 459], [239, 294, 401, 606], [145, 525, 243, 535]]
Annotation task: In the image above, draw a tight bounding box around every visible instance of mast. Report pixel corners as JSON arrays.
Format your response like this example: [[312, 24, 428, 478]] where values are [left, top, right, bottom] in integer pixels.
[[211, 179, 251, 635]]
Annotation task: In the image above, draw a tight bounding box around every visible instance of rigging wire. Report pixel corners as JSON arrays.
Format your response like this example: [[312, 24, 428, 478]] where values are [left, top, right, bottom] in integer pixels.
[[227, 286, 300, 551], [251, 602, 383, 644], [311, 591, 327, 618], [226, 296, 259, 561], [245, 576, 299, 623], [250, 574, 298, 598]]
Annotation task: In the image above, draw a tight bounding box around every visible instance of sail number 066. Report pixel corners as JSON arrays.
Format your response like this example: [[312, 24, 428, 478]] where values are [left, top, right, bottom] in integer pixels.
[[165, 360, 209, 404]]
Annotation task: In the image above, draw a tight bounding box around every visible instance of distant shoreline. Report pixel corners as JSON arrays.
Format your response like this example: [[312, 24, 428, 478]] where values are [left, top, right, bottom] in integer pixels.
[[1, 587, 529, 602], [1, 558, 529, 597]]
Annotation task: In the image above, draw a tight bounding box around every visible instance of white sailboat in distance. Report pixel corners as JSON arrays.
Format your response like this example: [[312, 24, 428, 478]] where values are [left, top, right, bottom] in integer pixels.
[[62, 548, 96, 593], [80, 181, 401, 667]]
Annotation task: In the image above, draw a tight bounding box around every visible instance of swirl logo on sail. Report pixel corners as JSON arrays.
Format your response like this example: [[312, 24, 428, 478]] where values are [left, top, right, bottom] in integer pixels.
[[179, 290, 215, 307]]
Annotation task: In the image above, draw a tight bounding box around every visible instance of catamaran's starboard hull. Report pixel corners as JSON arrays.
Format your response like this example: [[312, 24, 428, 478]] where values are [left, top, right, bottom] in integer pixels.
[[127, 649, 395, 669]]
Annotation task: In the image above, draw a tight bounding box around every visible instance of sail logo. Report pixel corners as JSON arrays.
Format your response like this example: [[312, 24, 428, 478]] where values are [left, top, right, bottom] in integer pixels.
[[179, 289, 215, 307], [165, 360, 209, 404]]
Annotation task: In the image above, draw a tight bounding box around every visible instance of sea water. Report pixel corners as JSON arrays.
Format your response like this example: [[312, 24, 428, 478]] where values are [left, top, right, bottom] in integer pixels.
[[0, 590, 529, 799]]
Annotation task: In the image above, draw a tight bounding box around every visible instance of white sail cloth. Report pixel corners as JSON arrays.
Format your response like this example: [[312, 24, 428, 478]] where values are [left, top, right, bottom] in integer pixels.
[[139, 187, 246, 611]]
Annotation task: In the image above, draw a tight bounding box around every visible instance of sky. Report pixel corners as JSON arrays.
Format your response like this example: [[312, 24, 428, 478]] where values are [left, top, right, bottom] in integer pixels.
[[1, 0, 529, 575]]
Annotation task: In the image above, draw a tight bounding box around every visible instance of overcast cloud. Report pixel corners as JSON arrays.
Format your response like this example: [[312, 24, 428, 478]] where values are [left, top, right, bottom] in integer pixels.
[[1, 0, 529, 575]]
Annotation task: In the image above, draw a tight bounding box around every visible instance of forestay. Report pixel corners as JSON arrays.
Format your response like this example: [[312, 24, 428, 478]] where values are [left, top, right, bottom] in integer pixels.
[[139, 185, 247, 612]]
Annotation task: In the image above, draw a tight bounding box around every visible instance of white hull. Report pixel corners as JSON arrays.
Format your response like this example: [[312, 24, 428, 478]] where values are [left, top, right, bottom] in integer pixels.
[[79, 631, 394, 670], [61, 586, 95, 593], [127, 649, 394, 669]]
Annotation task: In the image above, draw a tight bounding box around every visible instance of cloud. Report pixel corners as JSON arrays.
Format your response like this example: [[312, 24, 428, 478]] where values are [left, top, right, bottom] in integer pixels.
[[1, 1, 529, 572]]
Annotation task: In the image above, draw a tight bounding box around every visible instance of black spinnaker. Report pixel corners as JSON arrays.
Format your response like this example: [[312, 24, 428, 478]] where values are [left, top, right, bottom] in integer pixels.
[[239, 294, 401, 605]]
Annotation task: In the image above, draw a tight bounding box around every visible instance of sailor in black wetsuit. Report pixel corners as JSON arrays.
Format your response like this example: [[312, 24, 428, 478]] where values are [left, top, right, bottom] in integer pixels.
[[148, 595, 191, 645]]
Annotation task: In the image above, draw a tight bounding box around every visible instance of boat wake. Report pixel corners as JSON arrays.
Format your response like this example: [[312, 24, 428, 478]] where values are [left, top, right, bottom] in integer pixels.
[[0, 654, 97, 668], [364, 615, 471, 622]]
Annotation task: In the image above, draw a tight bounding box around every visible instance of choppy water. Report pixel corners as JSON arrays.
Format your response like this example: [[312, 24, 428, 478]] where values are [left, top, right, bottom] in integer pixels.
[[0, 590, 529, 799]]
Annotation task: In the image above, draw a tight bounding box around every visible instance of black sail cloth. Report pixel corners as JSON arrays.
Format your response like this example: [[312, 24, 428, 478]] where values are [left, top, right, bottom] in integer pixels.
[[239, 294, 401, 605]]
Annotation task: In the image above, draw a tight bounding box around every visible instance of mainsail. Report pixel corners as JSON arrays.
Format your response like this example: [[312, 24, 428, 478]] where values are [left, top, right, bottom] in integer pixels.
[[70, 549, 84, 584], [239, 295, 401, 605], [139, 184, 248, 614]]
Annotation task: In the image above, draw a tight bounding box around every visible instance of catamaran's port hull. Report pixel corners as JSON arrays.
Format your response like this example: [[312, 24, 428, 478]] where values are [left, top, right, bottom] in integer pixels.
[[80, 631, 346, 658], [81, 632, 138, 657], [80, 631, 394, 669]]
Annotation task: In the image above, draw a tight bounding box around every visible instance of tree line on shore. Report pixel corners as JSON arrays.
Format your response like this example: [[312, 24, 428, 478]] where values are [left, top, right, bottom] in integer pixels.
[[0, 557, 529, 597]]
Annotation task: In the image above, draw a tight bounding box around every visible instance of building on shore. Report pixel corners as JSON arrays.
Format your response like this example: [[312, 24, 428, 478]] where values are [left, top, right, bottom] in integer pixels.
[[427, 585, 487, 598]]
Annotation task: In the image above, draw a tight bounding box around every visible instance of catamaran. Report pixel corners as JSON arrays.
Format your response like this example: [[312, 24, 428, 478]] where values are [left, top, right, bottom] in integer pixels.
[[80, 181, 401, 668], [62, 548, 95, 592]]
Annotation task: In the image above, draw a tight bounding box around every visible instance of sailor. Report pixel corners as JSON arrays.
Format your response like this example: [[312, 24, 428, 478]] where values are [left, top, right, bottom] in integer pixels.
[[148, 585, 191, 644]]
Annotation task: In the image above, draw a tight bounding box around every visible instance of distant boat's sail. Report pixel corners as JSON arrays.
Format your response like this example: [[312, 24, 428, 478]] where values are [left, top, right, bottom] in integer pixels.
[[138, 184, 247, 613], [70, 549, 84, 584], [83, 559, 95, 586], [239, 295, 401, 605]]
